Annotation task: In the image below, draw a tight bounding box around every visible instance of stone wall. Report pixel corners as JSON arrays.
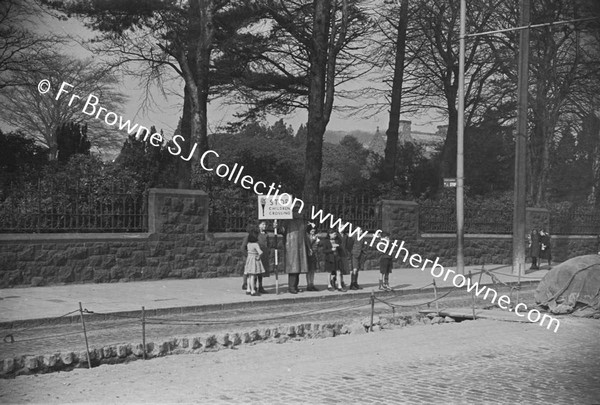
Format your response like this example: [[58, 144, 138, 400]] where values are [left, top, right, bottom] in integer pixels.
[[368, 200, 598, 271], [0, 189, 248, 288], [0, 190, 597, 287]]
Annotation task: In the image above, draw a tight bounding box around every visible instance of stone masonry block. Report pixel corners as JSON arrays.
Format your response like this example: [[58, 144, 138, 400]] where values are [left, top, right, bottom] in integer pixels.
[[61, 352, 75, 365], [2, 358, 15, 374], [24, 356, 39, 370], [230, 333, 242, 346], [192, 337, 202, 350], [117, 345, 128, 358], [217, 333, 231, 346], [204, 335, 217, 348], [43, 353, 61, 368]]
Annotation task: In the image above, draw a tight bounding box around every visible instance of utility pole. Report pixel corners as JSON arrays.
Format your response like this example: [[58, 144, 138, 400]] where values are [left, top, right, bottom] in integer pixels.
[[456, 0, 466, 275], [513, 0, 530, 275]]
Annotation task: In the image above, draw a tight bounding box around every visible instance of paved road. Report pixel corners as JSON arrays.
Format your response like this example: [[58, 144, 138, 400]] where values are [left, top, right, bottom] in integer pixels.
[[1, 316, 598, 404]]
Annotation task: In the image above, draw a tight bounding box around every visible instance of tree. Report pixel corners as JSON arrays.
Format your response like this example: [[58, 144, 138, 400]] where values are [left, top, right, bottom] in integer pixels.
[[48, 0, 271, 188], [525, 0, 600, 204], [464, 113, 514, 196], [320, 135, 375, 194], [488, 0, 600, 204], [0, 0, 64, 89], [232, 0, 371, 202], [581, 112, 600, 207], [402, 0, 509, 183], [0, 129, 48, 190], [115, 126, 178, 188], [197, 132, 305, 197], [0, 53, 126, 159], [56, 122, 91, 162], [381, 0, 409, 183]]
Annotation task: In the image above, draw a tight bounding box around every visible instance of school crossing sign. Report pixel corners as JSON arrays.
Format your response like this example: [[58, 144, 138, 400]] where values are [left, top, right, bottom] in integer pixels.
[[257, 195, 293, 219]]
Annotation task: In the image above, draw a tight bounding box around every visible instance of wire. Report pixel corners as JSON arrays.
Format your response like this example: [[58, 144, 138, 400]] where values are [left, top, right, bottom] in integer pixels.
[[374, 289, 455, 308], [2, 309, 81, 344], [144, 298, 371, 325]]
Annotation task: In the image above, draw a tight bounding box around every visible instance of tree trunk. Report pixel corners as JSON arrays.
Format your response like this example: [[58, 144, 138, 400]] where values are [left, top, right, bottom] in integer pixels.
[[177, 0, 213, 189], [584, 113, 600, 207], [382, 0, 409, 183], [303, 0, 331, 203], [439, 103, 458, 180], [529, 108, 554, 205], [177, 87, 193, 189]]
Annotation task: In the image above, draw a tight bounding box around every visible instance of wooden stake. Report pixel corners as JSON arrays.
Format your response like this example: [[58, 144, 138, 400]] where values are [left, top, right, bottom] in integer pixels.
[[142, 306, 146, 360], [432, 279, 439, 314], [469, 271, 476, 320], [516, 263, 522, 305], [369, 291, 375, 332], [78, 302, 92, 369], [274, 220, 279, 295]]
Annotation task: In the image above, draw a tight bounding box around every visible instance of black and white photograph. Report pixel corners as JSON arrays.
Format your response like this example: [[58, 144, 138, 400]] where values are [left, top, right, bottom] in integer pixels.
[[1, 0, 599, 403]]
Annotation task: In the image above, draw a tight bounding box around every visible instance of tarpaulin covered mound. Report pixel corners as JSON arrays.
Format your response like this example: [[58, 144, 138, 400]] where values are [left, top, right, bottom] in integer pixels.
[[535, 255, 600, 312]]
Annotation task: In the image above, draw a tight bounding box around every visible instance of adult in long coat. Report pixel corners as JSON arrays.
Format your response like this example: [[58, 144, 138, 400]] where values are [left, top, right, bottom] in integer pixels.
[[539, 229, 552, 267], [529, 229, 540, 270], [283, 217, 310, 294]]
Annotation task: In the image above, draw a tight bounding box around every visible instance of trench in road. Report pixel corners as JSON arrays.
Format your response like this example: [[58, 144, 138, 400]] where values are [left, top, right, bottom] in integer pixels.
[[0, 286, 538, 360]]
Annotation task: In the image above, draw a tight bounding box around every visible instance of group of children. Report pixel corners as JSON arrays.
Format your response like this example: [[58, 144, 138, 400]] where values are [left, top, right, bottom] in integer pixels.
[[528, 228, 552, 270], [241, 220, 396, 295]]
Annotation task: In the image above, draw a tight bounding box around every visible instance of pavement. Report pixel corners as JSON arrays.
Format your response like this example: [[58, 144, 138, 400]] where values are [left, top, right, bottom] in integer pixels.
[[0, 264, 549, 327]]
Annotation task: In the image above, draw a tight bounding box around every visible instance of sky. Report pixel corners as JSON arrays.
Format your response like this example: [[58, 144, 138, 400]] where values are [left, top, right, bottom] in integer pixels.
[[10, 4, 443, 143]]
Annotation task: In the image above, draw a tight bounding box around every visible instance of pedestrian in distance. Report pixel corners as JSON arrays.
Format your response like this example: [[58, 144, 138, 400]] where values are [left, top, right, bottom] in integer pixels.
[[322, 228, 346, 292], [528, 229, 540, 270], [306, 222, 321, 291], [338, 228, 353, 289], [379, 233, 393, 291], [349, 227, 367, 290], [244, 228, 266, 296], [539, 229, 552, 268]]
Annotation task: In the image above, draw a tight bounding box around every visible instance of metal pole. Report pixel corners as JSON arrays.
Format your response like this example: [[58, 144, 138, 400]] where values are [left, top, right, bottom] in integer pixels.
[[457, 0, 466, 275], [142, 306, 146, 360], [512, 0, 531, 275], [78, 302, 92, 369]]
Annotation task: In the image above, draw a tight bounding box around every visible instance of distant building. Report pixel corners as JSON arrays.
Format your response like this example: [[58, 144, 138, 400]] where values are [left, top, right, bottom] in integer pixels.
[[365, 121, 446, 157]]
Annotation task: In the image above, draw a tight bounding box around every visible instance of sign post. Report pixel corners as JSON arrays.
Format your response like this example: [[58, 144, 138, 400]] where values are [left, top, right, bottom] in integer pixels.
[[258, 195, 293, 295]]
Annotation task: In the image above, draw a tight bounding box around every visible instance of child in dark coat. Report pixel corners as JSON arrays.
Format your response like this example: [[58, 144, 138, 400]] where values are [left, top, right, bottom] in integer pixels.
[[322, 228, 346, 292], [379, 234, 393, 291]]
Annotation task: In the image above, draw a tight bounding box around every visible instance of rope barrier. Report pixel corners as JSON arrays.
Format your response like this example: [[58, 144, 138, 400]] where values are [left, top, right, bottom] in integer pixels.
[[3, 330, 85, 344], [2, 309, 82, 344], [488, 270, 547, 279], [144, 297, 371, 325], [373, 288, 455, 309]]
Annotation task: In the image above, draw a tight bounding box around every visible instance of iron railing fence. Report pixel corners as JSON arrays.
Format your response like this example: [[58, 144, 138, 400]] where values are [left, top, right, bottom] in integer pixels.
[[550, 210, 600, 235], [0, 180, 148, 233], [208, 193, 381, 233], [419, 205, 512, 234]]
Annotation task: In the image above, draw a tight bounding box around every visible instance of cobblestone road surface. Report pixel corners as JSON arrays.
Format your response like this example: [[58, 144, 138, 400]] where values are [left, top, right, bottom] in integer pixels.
[[1, 316, 598, 404]]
